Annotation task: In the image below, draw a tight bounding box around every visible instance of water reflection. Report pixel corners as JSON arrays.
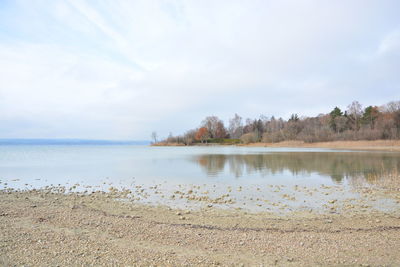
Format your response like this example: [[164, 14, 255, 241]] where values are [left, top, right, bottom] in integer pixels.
[[193, 152, 400, 183]]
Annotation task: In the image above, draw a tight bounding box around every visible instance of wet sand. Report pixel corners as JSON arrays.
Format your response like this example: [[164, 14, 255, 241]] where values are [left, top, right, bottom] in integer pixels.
[[1, 186, 400, 266]]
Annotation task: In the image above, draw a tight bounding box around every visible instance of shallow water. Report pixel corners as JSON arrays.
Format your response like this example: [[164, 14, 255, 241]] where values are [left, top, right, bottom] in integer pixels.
[[0, 145, 399, 213]]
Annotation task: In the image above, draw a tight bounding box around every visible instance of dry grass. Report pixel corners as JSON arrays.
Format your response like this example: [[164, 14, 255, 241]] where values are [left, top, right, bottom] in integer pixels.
[[151, 142, 186, 146], [242, 140, 400, 151], [346, 167, 400, 193], [365, 169, 400, 191]]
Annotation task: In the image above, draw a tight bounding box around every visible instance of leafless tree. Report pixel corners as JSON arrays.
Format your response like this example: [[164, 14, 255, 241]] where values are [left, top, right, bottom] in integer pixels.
[[228, 114, 243, 139], [202, 116, 226, 138], [381, 101, 400, 113], [151, 131, 158, 144], [347, 101, 363, 130], [183, 129, 196, 145]]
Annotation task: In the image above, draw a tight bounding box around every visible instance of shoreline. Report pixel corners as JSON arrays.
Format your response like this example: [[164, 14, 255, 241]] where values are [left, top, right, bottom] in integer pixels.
[[240, 140, 400, 151], [2, 188, 400, 266], [153, 140, 400, 152]]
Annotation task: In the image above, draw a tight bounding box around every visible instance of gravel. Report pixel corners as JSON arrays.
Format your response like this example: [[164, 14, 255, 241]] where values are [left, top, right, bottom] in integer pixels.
[[1, 189, 400, 266]]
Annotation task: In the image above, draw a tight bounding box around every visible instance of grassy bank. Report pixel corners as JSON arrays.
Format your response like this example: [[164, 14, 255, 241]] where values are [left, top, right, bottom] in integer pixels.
[[151, 138, 241, 146], [153, 139, 400, 151], [241, 140, 400, 151]]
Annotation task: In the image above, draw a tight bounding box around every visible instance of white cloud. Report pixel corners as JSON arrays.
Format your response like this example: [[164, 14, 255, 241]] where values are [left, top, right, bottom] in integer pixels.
[[0, 0, 399, 139], [378, 30, 400, 56]]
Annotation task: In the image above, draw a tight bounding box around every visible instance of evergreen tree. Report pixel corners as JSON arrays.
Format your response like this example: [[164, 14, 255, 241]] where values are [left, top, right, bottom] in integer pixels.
[[329, 107, 343, 132]]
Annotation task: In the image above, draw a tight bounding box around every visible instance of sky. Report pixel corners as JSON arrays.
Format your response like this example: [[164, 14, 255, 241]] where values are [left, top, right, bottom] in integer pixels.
[[0, 0, 399, 140]]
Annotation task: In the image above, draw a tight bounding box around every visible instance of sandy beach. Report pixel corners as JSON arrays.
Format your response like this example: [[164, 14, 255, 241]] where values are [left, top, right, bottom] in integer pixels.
[[1, 186, 400, 266]]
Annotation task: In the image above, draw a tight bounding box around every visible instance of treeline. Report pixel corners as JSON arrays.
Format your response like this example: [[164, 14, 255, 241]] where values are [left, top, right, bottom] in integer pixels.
[[154, 100, 400, 145]]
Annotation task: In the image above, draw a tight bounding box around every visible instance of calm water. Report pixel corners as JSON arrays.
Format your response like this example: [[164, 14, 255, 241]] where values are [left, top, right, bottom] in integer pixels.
[[1, 145, 399, 212]]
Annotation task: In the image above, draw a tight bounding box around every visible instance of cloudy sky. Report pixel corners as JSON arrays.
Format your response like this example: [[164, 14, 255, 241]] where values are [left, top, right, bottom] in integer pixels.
[[0, 0, 399, 140]]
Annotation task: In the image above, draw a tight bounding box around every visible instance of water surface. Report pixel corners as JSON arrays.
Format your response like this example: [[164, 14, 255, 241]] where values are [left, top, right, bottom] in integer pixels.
[[0, 145, 399, 213]]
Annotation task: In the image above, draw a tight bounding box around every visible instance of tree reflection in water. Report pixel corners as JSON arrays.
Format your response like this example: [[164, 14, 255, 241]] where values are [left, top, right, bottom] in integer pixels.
[[192, 152, 400, 184]]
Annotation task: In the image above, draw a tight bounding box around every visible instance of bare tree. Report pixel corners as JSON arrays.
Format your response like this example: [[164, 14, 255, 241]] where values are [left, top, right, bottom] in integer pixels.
[[151, 131, 158, 144], [381, 101, 400, 113], [228, 114, 243, 139], [347, 101, 363, 130], [334, 116, 348, 133], [202, 116, 224, 138], [183, 129, 197, 145], [215, 121, 228, 138]]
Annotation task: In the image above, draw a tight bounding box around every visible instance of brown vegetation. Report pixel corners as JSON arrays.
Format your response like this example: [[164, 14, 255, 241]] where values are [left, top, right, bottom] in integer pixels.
[[242, 140, 400, 151], [156, 100, 400, 146], [151, 142, 186, 146]]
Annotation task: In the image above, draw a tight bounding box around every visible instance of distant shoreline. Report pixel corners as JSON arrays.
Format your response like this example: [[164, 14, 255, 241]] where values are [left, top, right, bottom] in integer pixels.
[[0, 139, 150, 146], [152, 139, 400, 152]]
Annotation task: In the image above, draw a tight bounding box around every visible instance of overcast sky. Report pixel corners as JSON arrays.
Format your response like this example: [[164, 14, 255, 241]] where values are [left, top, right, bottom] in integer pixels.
[[0, 0, 399, 140]]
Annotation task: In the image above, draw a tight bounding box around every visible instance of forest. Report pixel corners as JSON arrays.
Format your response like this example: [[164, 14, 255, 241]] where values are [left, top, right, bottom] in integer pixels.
[[154, 100, 400, 145]]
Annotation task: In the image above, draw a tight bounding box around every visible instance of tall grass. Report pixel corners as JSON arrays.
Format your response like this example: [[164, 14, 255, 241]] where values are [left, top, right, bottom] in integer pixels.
[[351, 167, 400, 191]]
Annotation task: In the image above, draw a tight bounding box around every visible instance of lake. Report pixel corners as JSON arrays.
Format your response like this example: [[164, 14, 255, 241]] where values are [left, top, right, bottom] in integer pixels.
[[0, 145, 399, 213]]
